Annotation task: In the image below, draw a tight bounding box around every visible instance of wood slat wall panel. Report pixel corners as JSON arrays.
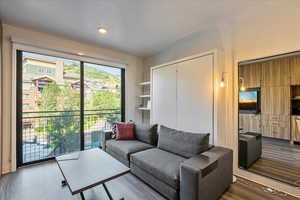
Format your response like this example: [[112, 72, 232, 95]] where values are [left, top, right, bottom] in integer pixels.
[[261, 57, 290, 87], [239, 56, 292, 140], [261, 86, 290, 140], [239, 63, 261, 88], [239, 114, 261, 133], [290, 55, 300, 85], [261, 87, 290, 116]]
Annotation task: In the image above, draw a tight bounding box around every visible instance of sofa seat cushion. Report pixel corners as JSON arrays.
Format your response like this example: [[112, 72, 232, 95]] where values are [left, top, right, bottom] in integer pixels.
[[106, 139, 153, 161], [130, 148, 186, 189]]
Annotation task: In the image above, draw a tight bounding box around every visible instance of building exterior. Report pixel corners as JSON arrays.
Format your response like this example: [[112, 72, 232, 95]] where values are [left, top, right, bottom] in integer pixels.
[[22, 56, 118, 112]]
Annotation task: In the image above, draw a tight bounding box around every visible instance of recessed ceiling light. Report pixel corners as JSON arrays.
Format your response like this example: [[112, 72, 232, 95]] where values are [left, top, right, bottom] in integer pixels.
[[98, 27, 108, 35], [77, 52, 84, 56]]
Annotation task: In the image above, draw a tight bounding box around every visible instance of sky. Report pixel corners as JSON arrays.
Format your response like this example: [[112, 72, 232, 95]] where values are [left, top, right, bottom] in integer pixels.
[[23, 51, 121, 76], [240, 91, 257, 102]]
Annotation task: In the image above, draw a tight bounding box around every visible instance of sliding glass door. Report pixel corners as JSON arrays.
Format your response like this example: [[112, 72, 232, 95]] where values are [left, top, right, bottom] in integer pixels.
[[16, 50, 124, 166], [83, 62, 122, 149]]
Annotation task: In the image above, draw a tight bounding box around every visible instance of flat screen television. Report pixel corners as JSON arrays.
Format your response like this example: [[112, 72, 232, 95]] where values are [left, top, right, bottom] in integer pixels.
[[239, 89, 260, 114]]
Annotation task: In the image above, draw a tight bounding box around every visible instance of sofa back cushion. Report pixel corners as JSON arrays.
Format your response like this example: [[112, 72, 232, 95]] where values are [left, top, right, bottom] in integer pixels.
[[135, 124, 158, 145], [158, 125, 210, 158]]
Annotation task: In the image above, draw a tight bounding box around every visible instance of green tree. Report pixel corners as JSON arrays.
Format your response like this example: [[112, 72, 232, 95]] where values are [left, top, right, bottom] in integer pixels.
[[92, 90, 121, 124], [38, 82, 61, 111], [61, 83, 80, 110], [93, 90, 120, 110], [36, 83, 121, 154], [37, 82, 80, 154]]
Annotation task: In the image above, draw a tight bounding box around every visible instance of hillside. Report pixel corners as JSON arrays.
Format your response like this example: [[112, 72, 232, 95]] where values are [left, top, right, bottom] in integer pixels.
[[64, 63, 120, 87]]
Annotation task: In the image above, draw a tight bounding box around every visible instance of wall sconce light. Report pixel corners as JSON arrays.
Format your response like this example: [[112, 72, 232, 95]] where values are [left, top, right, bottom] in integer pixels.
[[220, 72, 227, 87], [239, 77, 246, 91]]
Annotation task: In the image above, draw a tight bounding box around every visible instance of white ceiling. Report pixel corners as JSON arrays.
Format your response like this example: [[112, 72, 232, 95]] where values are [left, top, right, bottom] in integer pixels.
[[0, 0, 292, 56]]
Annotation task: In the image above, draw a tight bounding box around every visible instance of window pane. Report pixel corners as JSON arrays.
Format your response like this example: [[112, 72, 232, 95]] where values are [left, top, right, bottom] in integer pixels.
[[83, 63, 122, 149], [22, 51, 81, 163]]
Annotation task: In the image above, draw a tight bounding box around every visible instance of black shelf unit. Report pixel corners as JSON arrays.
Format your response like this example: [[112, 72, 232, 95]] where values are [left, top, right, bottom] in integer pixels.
[[291, 85, 300, 115]]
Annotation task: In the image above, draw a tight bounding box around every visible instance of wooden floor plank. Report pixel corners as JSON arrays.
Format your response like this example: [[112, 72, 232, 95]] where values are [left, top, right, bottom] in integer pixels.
[[0, 161, 298, 200], [262, 138, 300, 167], [222, 178, 299, 200], [247, 138, 300, 187]]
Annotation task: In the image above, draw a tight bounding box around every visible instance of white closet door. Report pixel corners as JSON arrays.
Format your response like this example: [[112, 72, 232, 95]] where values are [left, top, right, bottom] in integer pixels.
[[177, 55, 214, 139], [152, 64, 177, 129]]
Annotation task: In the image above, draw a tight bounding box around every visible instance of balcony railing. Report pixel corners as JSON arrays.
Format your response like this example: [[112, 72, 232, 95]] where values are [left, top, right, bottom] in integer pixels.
[[22, 109, 120, 163]]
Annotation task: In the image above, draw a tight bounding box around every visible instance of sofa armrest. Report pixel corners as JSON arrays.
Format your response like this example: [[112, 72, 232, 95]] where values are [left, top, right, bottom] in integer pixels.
[[180, 146, 233, 200], [101, 130, 113, 151], [181, 154, 218, 179]]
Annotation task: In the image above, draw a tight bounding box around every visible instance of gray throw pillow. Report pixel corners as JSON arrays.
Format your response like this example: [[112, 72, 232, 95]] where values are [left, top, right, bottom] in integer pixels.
[[158, 125, 210, 158], [135, 124, 158, 145]]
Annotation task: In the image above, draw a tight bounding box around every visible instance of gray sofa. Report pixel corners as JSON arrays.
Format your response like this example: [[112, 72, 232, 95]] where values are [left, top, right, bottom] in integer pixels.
[[104, 124, 233, 200], [105, 124, 158, 167]]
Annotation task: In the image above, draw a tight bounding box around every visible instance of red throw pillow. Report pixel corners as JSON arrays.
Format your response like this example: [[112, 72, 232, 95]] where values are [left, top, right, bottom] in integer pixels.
[[116, 122, 135, 140]]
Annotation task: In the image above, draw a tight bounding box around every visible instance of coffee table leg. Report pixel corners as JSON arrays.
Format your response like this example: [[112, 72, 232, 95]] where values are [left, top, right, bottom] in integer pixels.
[[80, 192, 85, 200], [61, 180, 67, 187], [103, 183, 114, 200]]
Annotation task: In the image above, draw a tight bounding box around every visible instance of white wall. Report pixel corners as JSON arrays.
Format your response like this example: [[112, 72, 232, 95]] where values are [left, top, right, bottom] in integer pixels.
[[1, 23, 144, 174], [144, 4, 300, 198]]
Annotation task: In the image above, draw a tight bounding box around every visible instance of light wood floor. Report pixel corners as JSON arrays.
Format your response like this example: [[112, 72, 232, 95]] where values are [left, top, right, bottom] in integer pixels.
[[0, 161, 298, 200], [248, 138, 300, 187], [222, 178, 299, 200], [262, 138, 300, 168]]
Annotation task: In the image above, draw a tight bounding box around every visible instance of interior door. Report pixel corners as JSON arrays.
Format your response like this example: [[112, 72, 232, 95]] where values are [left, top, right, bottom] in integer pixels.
[[152, 64, 177, 129], [177, 55, 214, 142]]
